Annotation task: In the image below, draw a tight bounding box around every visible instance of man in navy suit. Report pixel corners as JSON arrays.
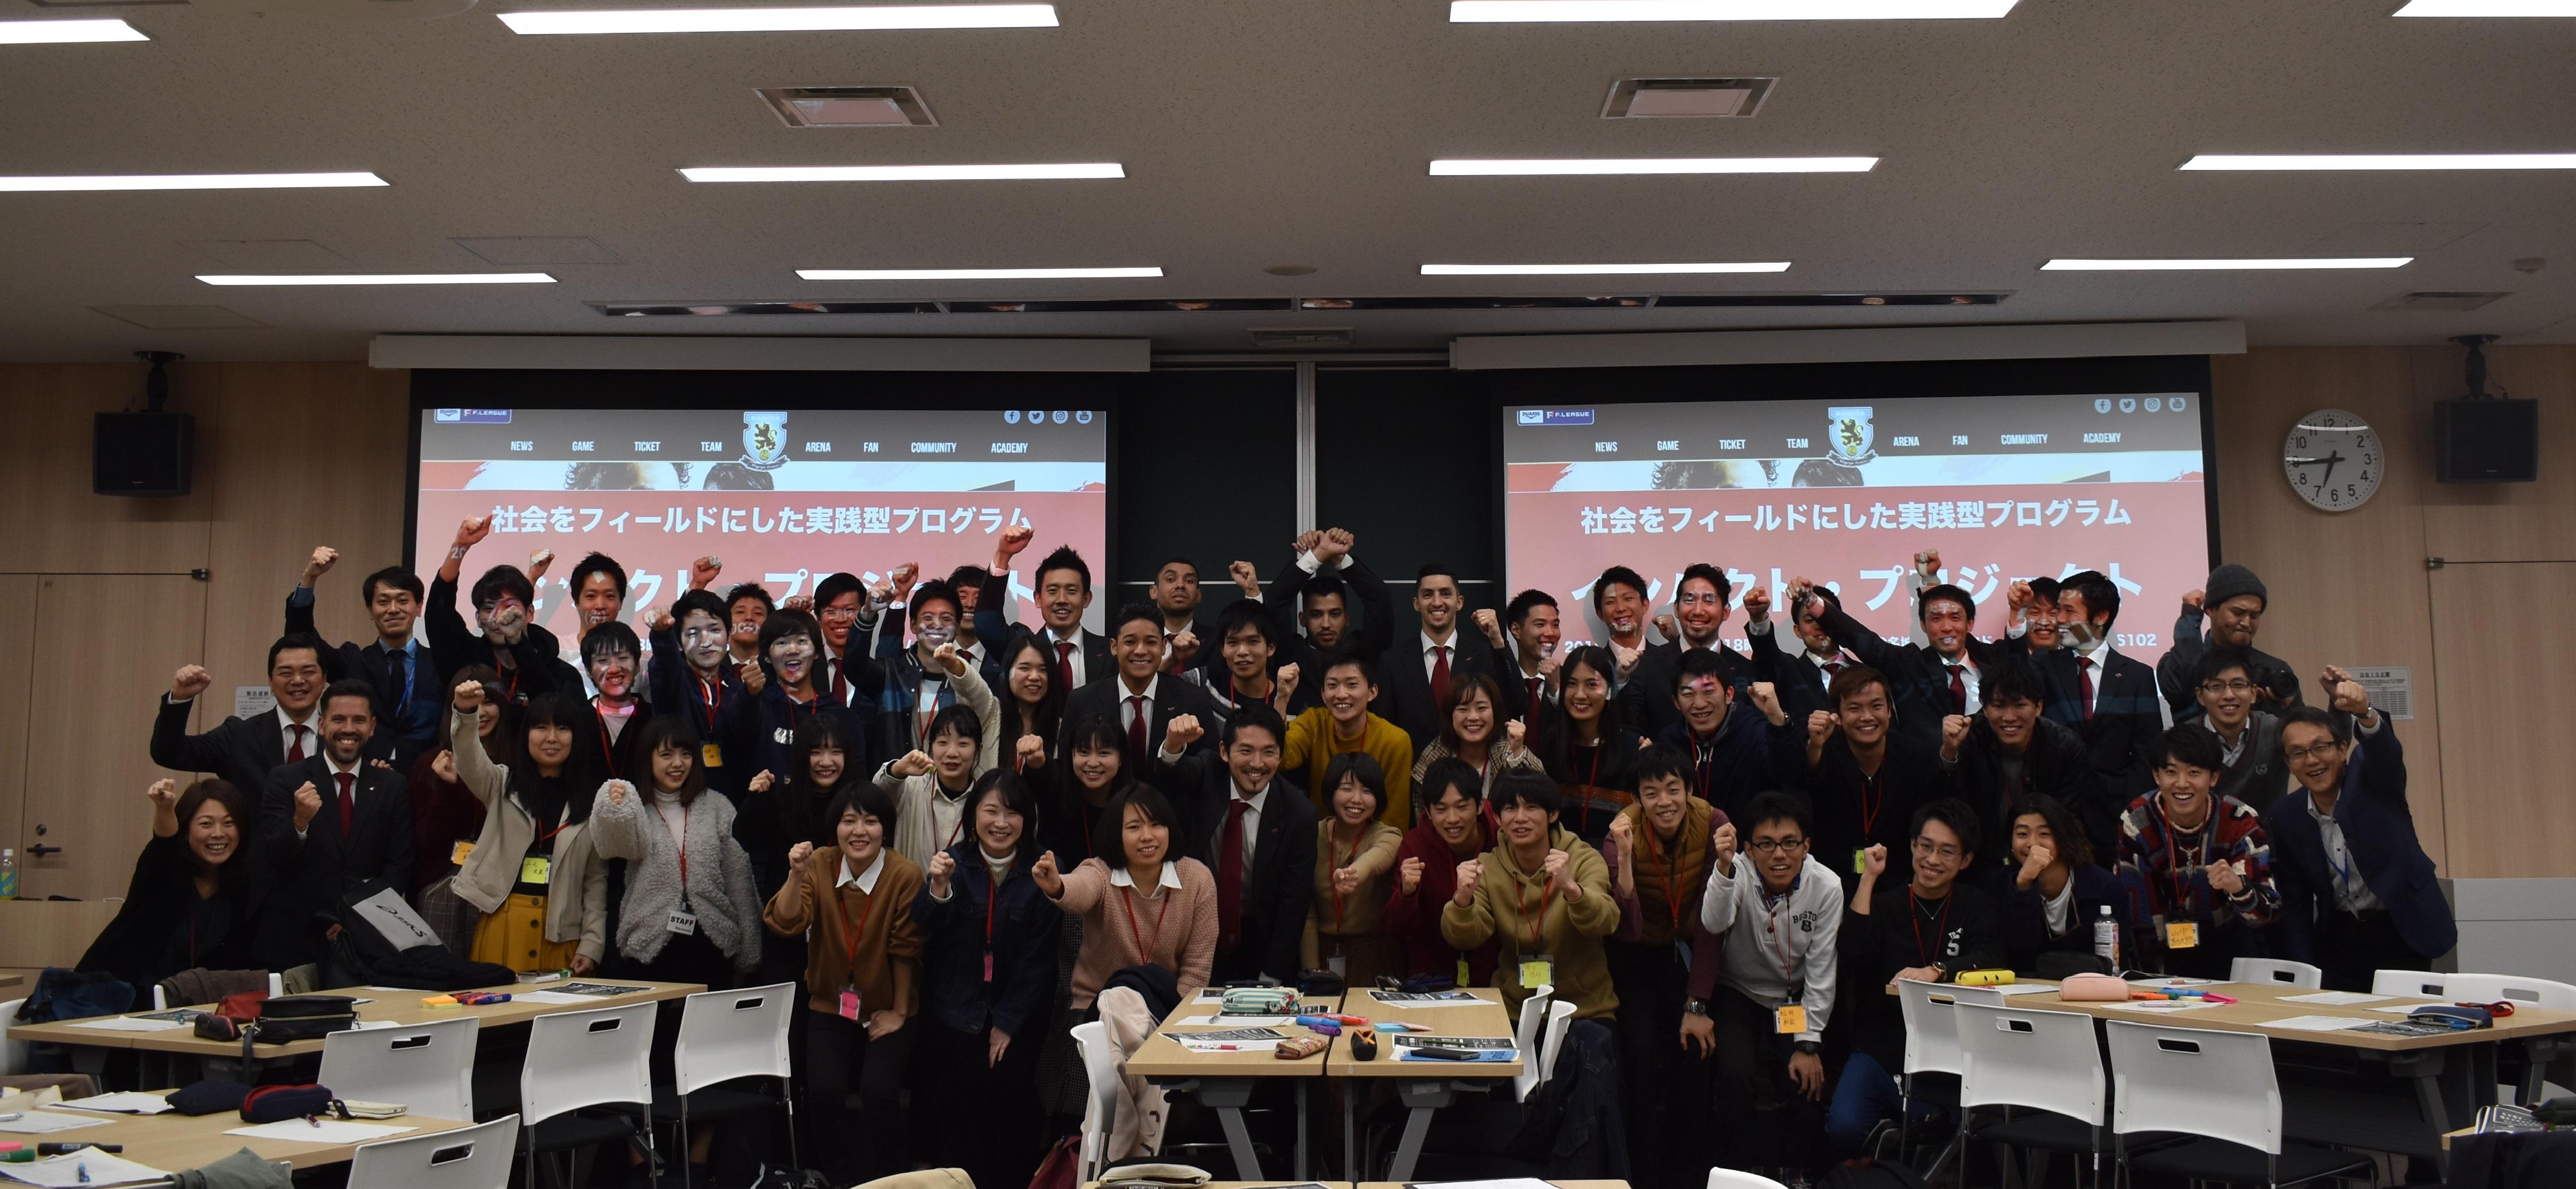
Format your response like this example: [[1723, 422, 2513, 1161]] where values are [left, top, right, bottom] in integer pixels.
[[283, 546, 437, 770], [976, 528, 1114, 691], [2040, 570, 2170, 818], [261, 678, 413, 967], [1060, 604, 1225, 772], [152, 635, 339, 830], [2272, 669, 2455, 993], [1150, 703, 1316, 985], [1375, 562, 1504, 753]]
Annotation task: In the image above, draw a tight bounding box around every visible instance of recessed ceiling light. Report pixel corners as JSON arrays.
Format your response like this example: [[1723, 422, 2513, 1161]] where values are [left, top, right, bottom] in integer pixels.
[[1452, 0, 2017, 21], [196, 273, 557, 285], [0, 19, 148, 44], [0, 172, 386, 192], [2395, 1, 2576, 15], [680, 162, 1122, 182], [1430, 157, 1874, 175], [498, 3, 1057, 34], [2182, 153, 2576, 170], [1422, 262, 1791, 274], [2039, 258, 2411, 270], [797, 266, 1162, 279]]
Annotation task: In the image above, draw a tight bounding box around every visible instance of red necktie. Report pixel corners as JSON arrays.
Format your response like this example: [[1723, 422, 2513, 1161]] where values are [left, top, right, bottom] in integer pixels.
[[1054, 641, 1075, 690], [1824, 660, 1844, 678], [1128, 695, 1150, 771], [831, 653, 848, 706], [2078, 656, 2097, 721], [288, 725, 308, 764], [335, 771, 355, 834], [1526, 676, 1543, 714], [1430, 645, 1452, 710], [1217, 798, 1248, 950], [1946, 664, 1968, 714]]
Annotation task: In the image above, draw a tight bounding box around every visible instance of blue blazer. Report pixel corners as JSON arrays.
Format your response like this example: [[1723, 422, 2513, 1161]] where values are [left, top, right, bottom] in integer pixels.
[[2270, 721, 2455, 963], [910, 842, 1060, 1039]]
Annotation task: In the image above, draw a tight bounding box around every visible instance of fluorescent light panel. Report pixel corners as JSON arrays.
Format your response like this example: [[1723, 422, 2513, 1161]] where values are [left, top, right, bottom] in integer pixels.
[[2395, 1, 2576, 15], [2040, 258, 2411, 270], [2182, 153, 2576, 170], [0, 172, 385, 192], [498, 3, 1056, 34], [0, 18, 148, 43], [1430, 157, 1875, 175], [197, 273, 557, 285], [681, 162, 1121, 182], [1422, 262, 1790, 275], [1452, 0, 2014, 20], [798, 266, 1161, 279]]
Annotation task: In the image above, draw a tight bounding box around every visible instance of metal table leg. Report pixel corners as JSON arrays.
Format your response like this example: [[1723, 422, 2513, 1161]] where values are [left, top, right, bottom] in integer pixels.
[[1185, 1078, 1264, 1181], [1294, 1077, 1308, 1180], [1384, 1079, 1461, 1182], [1343, 1081, 1357, 1182]]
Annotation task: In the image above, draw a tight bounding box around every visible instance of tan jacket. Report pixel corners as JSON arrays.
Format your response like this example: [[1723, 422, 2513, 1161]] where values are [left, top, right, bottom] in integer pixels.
[[1440, 826, 1620, 1019], [1303, 819, 1401, 967], [445, 706, 610, 962]]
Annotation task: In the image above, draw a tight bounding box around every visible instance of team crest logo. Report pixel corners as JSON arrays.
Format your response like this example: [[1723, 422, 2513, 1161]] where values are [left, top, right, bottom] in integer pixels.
[[742, 410, 790, 472], [1826, 405, 1877, 465]]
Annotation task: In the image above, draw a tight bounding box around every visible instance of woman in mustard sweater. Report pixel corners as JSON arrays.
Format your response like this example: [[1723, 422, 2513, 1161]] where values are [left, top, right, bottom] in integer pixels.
[[1303, 752, 1403, 985]]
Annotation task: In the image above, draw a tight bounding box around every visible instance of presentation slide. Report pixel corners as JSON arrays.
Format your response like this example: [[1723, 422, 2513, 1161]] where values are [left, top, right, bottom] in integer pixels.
[[1503, 393, 2209, 666], [414, 406, 1108, 637]]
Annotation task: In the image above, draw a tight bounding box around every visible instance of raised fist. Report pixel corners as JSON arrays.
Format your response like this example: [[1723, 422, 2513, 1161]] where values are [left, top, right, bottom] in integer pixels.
[[1940, 714, 1973, 759], [1712, 822, 1738, 875], [1861, 844, 1888, 878], [146, 778, 179, 809], [1748, 681, 1782, 721], [996, 524, 1034, 558], [787, 841, 814, 873], [603, 779, 633, 806], [738, 659, 766, 694], [304, 546, 339, 584], [2206, 860, 2246, 896], [1275, 663, 1301, 704], [747, 770, 775, 794], [690, 555, 722, 590], [1400, 856, 1425, 895], [1653, 613, 1677, 643], [926, 849, 956, 895], [933, 641, 965, 675], [1031, 850, 1064, 897], [1015, 735, 1047, 770], [891, 563, 920, 600], [1163, 714, 1204, 753], [1165, 630, 1198, 665], [781, 594, 813, 613], [526, 549, 554, 582], [1741, 585, 1771, 622], [1473, 608, 1504, 647], [1230, 560, 1260, 595], [1611, 643, 1643, 678], [1453, 858, 1484, 906], [1538, 651, 1564, 682], [2007, 579, 2032, 611], [1504, 717, 1527, 753], [644, 605, 674, 632], [892, 750, 934, 779], [1606, 813, 1634, 853], [172, 664, 213, 701], [452, 678, 486, 712], [453, 515, 493, 548], [2182, 589, 2205, 612], [432, 750, 458, 784], [1806, 709, 1838, 746], [292, 782, 324, 830], [1915, 550, 1942, 581], [2322, 666, 2371, 716], [1292, 530, 1322, 557]]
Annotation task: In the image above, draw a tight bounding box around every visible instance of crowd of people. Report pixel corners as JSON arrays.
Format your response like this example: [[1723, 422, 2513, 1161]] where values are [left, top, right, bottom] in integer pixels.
[[94, 513, 2457, 1188]]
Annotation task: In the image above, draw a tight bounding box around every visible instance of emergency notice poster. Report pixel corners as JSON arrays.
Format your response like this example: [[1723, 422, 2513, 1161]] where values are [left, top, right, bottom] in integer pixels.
[[414, 406, 1109, 636], [1503, 393, 2210, 668]]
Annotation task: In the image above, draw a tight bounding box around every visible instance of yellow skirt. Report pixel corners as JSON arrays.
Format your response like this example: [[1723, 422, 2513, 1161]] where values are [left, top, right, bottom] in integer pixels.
[[470, 893, 579, 970]]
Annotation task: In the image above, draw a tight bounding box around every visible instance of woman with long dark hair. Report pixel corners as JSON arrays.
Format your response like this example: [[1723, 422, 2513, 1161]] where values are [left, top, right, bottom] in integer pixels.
[[80, 779, 272, 989], [1539, 645, 1648, 845], [995, 634, 1066, 776], [447, 682, 609, 973], [1411, 673, 1542, 793]]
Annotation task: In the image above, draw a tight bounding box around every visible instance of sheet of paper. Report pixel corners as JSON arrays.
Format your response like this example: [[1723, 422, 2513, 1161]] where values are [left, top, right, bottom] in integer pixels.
[[2126, 976, 2216, 988], [1396, 1048, 1519, 1063], [2367, 1000, 2446, 1015], [52, 1091, 174, 1114], [348, 1019, 402, 1030], [1989, 984, 2060, 997], [1173, 1015, 1290, 1027], [0, 1113, 111, 1134], [2261, 1014, 2377, 1033], [511, 990, 595, 1004], [2103, 998, 2226, 1012], [0, 1149, 171, 1187], [1163, 1025, 1286, 1043], [1411, 1179, 1558, 1189], [1367, 990, 1483, 1005], [226, 1119, 419, 1144], [64, 1015, 191, 1032], [1174, 1038, 1283, 1052], [2279, 990, 2393, 1006]]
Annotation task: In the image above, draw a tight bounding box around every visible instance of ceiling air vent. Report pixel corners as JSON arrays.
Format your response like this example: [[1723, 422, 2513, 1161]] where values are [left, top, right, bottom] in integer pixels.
[[1603, 77, 1776, 119], [2372, 292, 2509, 313], [1250, 328, 1354, 348], [758, 86, 937, 129]]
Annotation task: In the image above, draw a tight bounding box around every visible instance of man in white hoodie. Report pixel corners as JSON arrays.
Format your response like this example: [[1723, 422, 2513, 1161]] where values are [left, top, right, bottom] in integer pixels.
[[1699, 790, 1842, 1182]]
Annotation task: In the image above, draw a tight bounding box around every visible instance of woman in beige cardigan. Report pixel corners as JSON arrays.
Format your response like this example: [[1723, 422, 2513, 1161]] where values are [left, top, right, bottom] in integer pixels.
[[444, 680, 608, 972], [1303, 752, 1403, 985]]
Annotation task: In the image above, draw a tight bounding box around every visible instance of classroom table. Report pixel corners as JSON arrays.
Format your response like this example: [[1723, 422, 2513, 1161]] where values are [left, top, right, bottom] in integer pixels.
[[0, 973, 24, 992], [1124, 990, 1340, 1182], [1945, 977, 2576, 1176], [1329, 987, 1525, 1182], [1360, 1180, 1627, 1189], [1, 1089, 474, 1171]]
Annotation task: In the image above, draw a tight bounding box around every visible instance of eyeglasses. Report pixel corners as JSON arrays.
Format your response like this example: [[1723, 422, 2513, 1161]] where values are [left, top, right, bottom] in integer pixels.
[[1746, 837, 1807, 854], [2285, 741, 2344, 763], [2199, 679, 2255, 694], [818, 605, 860, 622], [1911, 839, 1962, 861]]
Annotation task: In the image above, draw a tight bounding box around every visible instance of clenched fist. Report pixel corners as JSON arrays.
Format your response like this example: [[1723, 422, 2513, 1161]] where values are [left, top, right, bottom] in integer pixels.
[[690, 555, 722, 590], [1940, 714, 1973, 761], [603, 779, 633, 806], [1806, 710, 1838, 747], [1031, 850, 1064, 897], [2322, 666, 2372, 717], [2182, 589, 2205, 612], [1712, 822, 1739, 876], [738, 660, 766, 694], [292, 782, 324, 831], [1748, 681, 1783, 724], [1276, 663, 1301, 704], [748, 770, 776, 794], [452, 679, 486, 713], [926, 850, 956, 898], [1653, 613, 1677, 643], [1163, 714, 1203, 753], [172, 664, 213, 701], [452, 515, 493, 549], [1861, 844, 1888, 879], [1542, 848, 1573, 894], [1741, 584, 1771, 622], [1400, 856, 1425, 896], [1016, 735, 1047, 770], [996, 524, 1034, 559], [891, 751, 934, 779], [1606, 813, 1634, 854], [933, 641, 965, 676], [146, 778, 179, 810], [1503, 717, 1527, 753], [787, 841, 816, 873], [431, 750, 458, 784], [304, 546, 339, 585], [1229, 560, 1260, 596], [1453, 859, 1484, 907]]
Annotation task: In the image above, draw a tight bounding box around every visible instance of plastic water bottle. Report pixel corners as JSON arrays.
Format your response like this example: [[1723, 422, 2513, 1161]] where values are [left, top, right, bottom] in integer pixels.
[[2092, 903, 2118, 969], [0, 848, 16, 900]]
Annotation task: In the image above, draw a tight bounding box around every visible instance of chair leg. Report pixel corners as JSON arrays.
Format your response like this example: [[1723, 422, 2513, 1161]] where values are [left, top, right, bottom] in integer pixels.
[[781, 1076, 802, 1173], [679, 1096, 692, 1189]]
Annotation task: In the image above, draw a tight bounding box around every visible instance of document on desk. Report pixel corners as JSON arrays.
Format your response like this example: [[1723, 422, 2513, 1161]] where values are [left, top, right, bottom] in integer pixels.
[[0, 1112, 111, 1134], [1172, 1015, 1291, 1027], [2125, 977, 2217, 988], [226, 1119, 419, 1143], [1989, 984, 2060, 997], [2102, 998, 2226, 1013], [0, 1149, 171, 1187], [63, 1015, 191, 1032], [1166, 1026, 1287, 1044], [2260, 1014, 2377, 1033], [2279, 991, 2396, 1006], [1408, 1179, 1556, 1189], [51, 1091, 174, 1114], [2364, 1000, 2447, 1014], [1367, 990, 1483, 1006], [513, 990, 596, 1004]]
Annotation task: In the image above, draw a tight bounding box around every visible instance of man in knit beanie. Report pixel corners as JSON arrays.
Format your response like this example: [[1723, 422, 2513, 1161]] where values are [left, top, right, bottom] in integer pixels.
[[2158, 564, 2303, 723]]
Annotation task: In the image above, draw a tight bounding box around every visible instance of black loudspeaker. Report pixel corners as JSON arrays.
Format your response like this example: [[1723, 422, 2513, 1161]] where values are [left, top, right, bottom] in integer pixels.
[[94, 411, 195, 496], [2434, 399, 2537, 483]]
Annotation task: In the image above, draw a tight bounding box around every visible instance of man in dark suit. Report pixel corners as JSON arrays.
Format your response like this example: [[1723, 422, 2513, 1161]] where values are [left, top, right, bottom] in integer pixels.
[[1623, 562, 1755, 739], [424, 514, 583, 703], [976, 528, 1114, 691], [2272, 671, 2455, 992], [1802, 559, 1995, 752], [1939, 656, 2108, 880], [1263, 529, 1394, 714], [1374, 562, 1504, 752], [151, 634, 339, 830], [1149, 704, 1316, 985], [1060, 603, 1225, 772], [1745, 583, 1862, 728], [284, 546, 436, 769], [259, 678, 413, 967], [2039, 570, 2168, 820]]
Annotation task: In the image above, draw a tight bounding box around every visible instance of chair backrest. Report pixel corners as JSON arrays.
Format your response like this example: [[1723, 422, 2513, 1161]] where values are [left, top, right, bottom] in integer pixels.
[[519, 1003, 654, 1126], [2446, 973, 2576, 1011], [674, 982, 795, 1095], [0, 998, 26, 1076], [2105, 1020, 2282, 1155], [1534, 1000, 1577, 1090], [1895, 978, 2005, 1078], [1070, 1020, 1121, 1185], [348, 1114, 520, 1189], [1706, 1168, 1791, 1189], [2228, 957, 2323, 989], [1955, 1002, 2106, 1126], [1510, 985, 1554, 1102], [319, 1016, 480, 1123], [2372, 969, 2451, 998]]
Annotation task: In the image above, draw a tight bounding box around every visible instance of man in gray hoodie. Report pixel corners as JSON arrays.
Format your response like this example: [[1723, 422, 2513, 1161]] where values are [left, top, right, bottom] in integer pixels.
[[1698, 790, 1843, 1182]]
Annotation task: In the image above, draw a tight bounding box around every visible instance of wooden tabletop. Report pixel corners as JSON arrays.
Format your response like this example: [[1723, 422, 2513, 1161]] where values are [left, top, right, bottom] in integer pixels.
[[1328, 986, 1523, 1080], [0, 972, 22, 990], [1124, 992, 1342, 1079], [1361, 1180, 1628, 1188], [3, 978, 705, 1058], [1944, 979, 2576, 1051], [1088, 1183, 1353, 1189], [6, 1091, 473, 1171]]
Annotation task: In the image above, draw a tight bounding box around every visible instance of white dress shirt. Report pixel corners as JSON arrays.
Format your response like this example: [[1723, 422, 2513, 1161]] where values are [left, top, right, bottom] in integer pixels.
[[837, 850, 887, 894], [294, 752, 366, 841], [1420, 629, 1459, 683], [2070, 636, 2175, 728], [1048, 627, 1091, 689], [1108, 860, 1185, 891], [1118, 674, 1162, 735], [276, 705, 321, 760], [1227, 781, 1271, 860]]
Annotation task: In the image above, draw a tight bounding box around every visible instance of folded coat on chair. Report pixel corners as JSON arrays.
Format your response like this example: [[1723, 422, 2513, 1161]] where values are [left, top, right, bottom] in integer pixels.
[[1094, 986, 1170, 1161]]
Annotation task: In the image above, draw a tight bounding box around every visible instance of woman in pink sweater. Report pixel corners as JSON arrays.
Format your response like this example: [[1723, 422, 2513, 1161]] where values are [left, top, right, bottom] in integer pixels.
[[1033, 784, 1218, 1008]]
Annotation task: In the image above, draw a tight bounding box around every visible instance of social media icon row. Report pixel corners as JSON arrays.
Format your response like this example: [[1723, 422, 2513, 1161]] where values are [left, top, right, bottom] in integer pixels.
[[1003, 410, 1095, 425], [2092, 397, 2186, 414]]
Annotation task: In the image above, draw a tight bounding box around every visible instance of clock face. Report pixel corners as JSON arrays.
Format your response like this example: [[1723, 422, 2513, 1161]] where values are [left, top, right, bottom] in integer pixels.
[[2283, 407, 2382, 512]]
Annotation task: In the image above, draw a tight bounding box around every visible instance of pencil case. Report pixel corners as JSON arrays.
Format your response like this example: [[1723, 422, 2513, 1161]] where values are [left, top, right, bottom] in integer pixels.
[[1273, 1035, 1328, 1059]]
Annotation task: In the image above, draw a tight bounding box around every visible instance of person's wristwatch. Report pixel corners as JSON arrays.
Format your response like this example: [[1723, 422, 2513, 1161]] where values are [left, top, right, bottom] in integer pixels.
[[1793, 1039, 1822, 1055], [1683, 998, 1710, 1018]]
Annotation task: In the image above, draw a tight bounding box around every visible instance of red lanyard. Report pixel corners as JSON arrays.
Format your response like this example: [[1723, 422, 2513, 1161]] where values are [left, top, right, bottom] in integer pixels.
[[1118, 881, 1174, 959], [1575, 743, 1606, 836], [941, 795, 968, 851], [697, 675, 723, 734], [655, 799, 688, 886], [1759, 884, 1802, 984], [593, 706, 624, 779], [982, 862, 1000, 981], [840, 868, 878, 969], [1330, 828, 1363, 931], [1909, 891, 1953, 967], [1858, 771, 1884, 836], [1645, 822, 1687, 932], [1518, 865, 1554, 950]]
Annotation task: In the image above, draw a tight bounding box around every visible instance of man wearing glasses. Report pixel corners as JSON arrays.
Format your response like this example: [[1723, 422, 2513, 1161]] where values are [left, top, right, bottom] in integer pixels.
[[2272, 668, 2453, 993], [2189, 647, 2290, 816], [1697, 791, 1842, 1183]]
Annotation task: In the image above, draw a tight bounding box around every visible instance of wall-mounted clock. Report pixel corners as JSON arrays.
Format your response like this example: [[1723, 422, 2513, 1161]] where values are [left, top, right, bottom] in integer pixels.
[[2283, 407, 2382, 511]]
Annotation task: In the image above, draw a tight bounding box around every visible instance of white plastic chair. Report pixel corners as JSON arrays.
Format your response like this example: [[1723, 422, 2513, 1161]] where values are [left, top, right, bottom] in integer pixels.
[[1071, 1020, 1123, 1186], [1533, 1000, 1577, 1091], [2446, 972, 2576, 1010], [319, 1016, 479, 1124], [1706, 1168, 1790, 1189], [663, 983, 798, 1186], [1509, 985, 1555, 1102], [1956, 1002, 2108, 1187], [2371, 969, 2451, 998], [1895, 979, 2004, 1174], [0, 998, 28, 1077], [2106, 1020, 2374, 1188], [518, 1002, 656, 1189], [2230, 957, 2325, 989], [348, 1114, 520, 1189]]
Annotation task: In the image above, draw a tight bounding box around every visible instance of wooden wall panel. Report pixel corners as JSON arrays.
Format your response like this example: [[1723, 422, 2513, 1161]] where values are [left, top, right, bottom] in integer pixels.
[[20, 574, 207, 900], [2430, 562, 2576, 879], [0, 363, 217, 576], [0, 576, 33, 867]]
